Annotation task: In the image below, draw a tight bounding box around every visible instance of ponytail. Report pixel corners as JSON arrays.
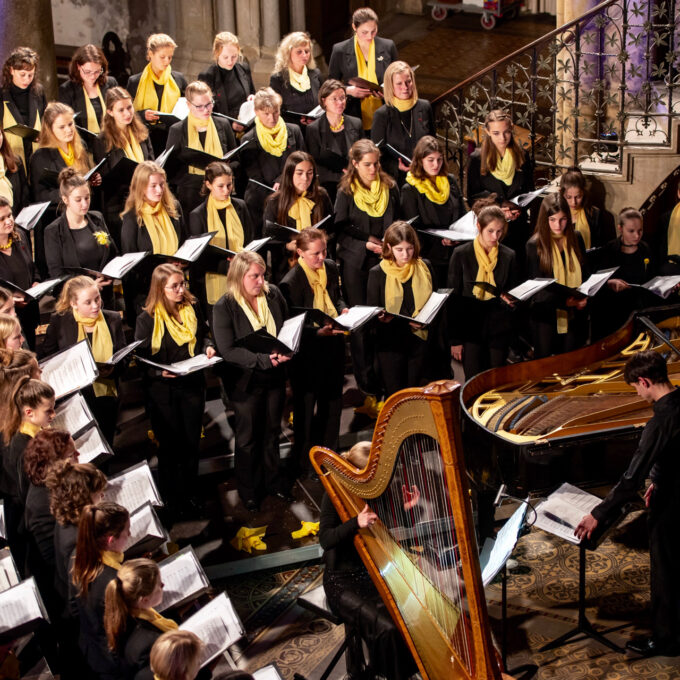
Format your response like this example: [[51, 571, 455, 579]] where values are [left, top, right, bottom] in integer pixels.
[[1, 377, 55, 446]]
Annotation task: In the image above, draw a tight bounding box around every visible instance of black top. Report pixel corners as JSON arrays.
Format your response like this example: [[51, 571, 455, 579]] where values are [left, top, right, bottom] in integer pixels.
[[24, 483, 55, 567], [29, 147, 68, 204], [466, 149, 534, 203], [4, 161, 29, 216], [575, 205, 604, 248], [44, 211, 118, 277], [0, 85, 47, 162], [54, 522, 77, 610], [598, 238, 653, 285], [120, 207, 184, 255], [3, 432, 30, 506], [120, 617, 162, 680], [306, 113, 363, 186], [319, 492, 362, 573], [592, 387, 680, 521], [197, 62, 255, 119], [328, 36, 399, 122], [0, 231, 37, 290], [125, 70, 188, 120], [269, 69, 324, 126], [57, 77, 119, 128]]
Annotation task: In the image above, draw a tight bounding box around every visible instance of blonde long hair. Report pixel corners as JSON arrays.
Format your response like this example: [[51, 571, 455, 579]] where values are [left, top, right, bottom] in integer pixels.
[[39, 102, 91, 174], [224, 251, 269, 300], [273, 32, 316, 75], [122, 161, 179, 223]]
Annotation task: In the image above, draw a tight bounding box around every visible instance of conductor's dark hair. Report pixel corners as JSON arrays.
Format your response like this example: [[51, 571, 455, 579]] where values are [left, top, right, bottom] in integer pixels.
[[624, 351, 669, 385]]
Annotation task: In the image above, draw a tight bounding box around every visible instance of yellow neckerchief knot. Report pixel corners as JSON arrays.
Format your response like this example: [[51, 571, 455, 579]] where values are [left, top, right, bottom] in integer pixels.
[[133, 64, 180, 113], [58, 143, 76, 167], [234, 292, 277, 335], [100, 550, 124, 570], [391, 94, 417, 112], [74, 309, 116, 397], [288, 66, 310, 92], [139, 201, 179, 255], [352, 178, 388, 217], [354, 35, 381, 129], [134, 608, 178, 632], [472, 235, 498, 301], [571, 208, 591, 250], [231, 525, 267, 553], [187, 113, 223, 175], [206, 194, 244, 305], [255, 115, 287, 157], [19, 421, 42, 438], [123, 128, 145, 162], [551, 234, 582, 334], [288, 192, 315, 230], [298, 259, 337, 317], [405, 171, 450, 205], [491, 150, 516, 186], [151, 302, 197, 356], [291, 521, 320, 539]]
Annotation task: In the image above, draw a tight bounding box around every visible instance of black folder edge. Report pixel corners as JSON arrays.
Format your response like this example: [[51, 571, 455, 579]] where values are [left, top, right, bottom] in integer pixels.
[[248, 178, 275, 192], [212, 111, 255, 129], [99, 339, 143, 367], [74, 421, 114, 468], [348, 76, 382, 93], [385, 143, 412, 165], [83, 155, 107, 180], [123, 502, 168, 559], [387, 288, 452, 328], [0, 578, 50, 645], [14, 202, 51, 231], [4, 124, 39, 141], [105, 459, 162, 507], [157, 545, 210, 612]]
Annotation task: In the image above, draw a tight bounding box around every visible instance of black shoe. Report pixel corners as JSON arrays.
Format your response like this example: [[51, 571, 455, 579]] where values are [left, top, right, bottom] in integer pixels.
[[625, 636, 680, 657], [244, 499, 259, 512], [274, 490, 295, 503]]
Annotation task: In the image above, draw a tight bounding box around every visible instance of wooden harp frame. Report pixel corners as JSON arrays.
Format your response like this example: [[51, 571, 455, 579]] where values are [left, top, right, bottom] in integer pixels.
[[311, 380, 502, 680]]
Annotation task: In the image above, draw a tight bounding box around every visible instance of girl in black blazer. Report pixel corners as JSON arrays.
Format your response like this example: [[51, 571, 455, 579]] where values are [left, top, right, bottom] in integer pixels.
[[0, 197, 40, 347], [269, 32, 324, 128], [72, 501, 130, 680], [58, 44, 118, 137], [335, 138, 400, 306], [401, 135, 464, 288], [135, 264, 215, 519], [0, 47, 46, 168], [127, 33, 188, 156], [0, 119, 28, 216], [93, 86, 155, 249], [241, 87, 306, 233], [40, 276, 126, 444], [188, 161, 255, 312], [211, 251, 291, 511], [371, 62, 435, 184], [279, 229, 348, 479], [448, 205, 518, 379], [165, 80, 236, 217], [328, 7, 398, 130], [306, 79, 362, 203], [560, 167, 605, 251], [198, 32, 255, 127], [526, 193, 590, 358], [263, 151, 333, 282], [367, 222, 435, 397]]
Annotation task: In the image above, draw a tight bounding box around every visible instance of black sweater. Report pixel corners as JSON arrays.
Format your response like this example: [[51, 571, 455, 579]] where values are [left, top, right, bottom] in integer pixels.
[[197, 62, 255, 119], [305, 113, 363, 186], [270, 69, 324, 126]]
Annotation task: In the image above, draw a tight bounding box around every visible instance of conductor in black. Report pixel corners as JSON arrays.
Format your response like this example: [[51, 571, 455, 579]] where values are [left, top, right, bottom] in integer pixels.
[[575, 350, 680, 657]]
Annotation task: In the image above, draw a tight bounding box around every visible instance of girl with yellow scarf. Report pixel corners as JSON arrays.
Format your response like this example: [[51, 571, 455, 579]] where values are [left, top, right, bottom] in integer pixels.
[[134, 264, 215, 518], [367, 221, 435, 397], [559, 168, 603, 250], [526, 193, 589, 358]]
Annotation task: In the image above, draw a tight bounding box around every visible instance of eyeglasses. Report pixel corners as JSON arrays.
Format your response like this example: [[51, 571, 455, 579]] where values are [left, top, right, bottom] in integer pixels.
[[190, 99, 214, 111], [164, 282, 186, 292], [327, 96, 347, 104], [80, 67, 103, 77]]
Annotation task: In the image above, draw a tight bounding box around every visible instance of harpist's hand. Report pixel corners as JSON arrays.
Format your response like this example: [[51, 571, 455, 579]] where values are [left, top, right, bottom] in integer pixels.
[[357, 504, 378, 528], [574, 513, 598, 541]]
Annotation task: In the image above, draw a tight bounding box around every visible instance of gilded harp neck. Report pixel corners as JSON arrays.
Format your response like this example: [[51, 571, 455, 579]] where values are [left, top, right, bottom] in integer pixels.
[[311, 381, 503, 680]]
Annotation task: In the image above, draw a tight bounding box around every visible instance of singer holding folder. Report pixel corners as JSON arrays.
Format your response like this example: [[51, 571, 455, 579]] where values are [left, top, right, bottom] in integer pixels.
[[280, 228, 348, 479], [135, 264, 215, 521], [0, 119, 29, 216], [211, 251, 291, 511]]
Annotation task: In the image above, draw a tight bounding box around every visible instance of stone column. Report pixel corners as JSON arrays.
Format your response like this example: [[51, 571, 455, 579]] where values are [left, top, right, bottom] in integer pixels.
[[290, 0, 306, 32], [215, 0, 236, 33], [236, 0, 261, 64], [0, 0, 57, 100], [252, 0, 280, 88], [172, 1, 216, 81]]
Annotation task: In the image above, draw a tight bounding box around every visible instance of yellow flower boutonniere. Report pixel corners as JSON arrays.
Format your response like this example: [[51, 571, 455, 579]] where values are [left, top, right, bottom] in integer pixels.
[[644, 258, 650, 269], [93, 231, 110, 247]]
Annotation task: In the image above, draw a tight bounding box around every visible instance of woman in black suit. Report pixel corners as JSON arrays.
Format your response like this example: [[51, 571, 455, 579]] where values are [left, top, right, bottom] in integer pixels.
[[58, 44, 118, 136], [211, 251, 291, 511], [198, 32, 255, 129], [560, 167, 604, 251], [188, 161, 255, 311], [0, 119, 29, 216], [127, 33, 188, 156], [0, 47, 46, 168], [448, 205, 518, 379], [241, 87, 306, 232], [401, 135, 464, 288], [165, 80, 236, 217], [306, 79, 362, 203], [280, 229, 348, 479], [135, 263, 215, 519], [526, 193, 589, 358], [371, 61, 435, 184], [328, 7, 398, 130], [269, 32, 324, 128], [40, 276, 126, 444]]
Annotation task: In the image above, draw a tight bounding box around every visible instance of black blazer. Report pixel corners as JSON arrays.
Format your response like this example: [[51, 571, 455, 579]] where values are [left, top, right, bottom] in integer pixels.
[[279, 259, 347, 312], [328, 36, 398, 122], [120, 208, 184, 255], [44, 211, 118, 278], [211, 286, 288, 393], [466, 149, 534, 203], [306, 113, 362, 186], [126, 70, 188, 118], [241, 122, 306, 187], [0, 87, 46, 162], [4, 161, 29, 216], [263, 189, 334, 235], [269, 69, 324, 126], [54, 522, 77, 609], [29, 147, 67, 204], [0, 231, 37, 290], [197, 62, 255, 118], [120, 617, 162, 680], [24, 483, 55, 567], [371, 100, 435, 179], [57, 77, 119, 129], [334, 184, 400, 268]]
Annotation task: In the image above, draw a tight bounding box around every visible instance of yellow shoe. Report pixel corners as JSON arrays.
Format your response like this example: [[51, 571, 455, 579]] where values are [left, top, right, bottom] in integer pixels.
[[354, 395, 377, 416], [374, 400, 385, 418]]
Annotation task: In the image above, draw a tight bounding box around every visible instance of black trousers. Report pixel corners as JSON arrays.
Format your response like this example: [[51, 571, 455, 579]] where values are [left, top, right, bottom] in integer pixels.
[[376, 330, 427, 397], [177, 176, 205, 220], [462, 341, 508, 381], [229, 378, 286, 503], [144, 376, 205, 508], [530, 315, 587, 359]]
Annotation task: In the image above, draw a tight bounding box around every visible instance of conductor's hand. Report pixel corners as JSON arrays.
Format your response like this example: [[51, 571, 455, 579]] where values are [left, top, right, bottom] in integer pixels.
[[645, 482, 654, 507], [574, 513, 598, 541], [357, 504, 378, 528]]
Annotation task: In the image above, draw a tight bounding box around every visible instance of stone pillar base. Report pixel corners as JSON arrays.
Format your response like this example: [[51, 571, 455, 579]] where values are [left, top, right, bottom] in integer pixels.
[[397, 0, 425, 15]]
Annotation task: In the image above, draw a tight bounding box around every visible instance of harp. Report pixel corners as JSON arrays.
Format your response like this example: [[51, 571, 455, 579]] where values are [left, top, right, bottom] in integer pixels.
[[310, 380, 503, 680]]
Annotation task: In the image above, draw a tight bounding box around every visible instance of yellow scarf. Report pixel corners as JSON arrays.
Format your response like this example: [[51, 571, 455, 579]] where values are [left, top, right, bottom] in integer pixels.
[[571, 208, 591, 250], [392, 95, 417, 112], [83, 85, 105, 133], [206, 195, 244, 305], [255, 116, 287, 157], [187, 113, 223, 176], [133, 64, 181, 113], [491, 151, 516, 186], [551, 236, 582, 334], [3, 101, 40, 167], [235, 292, 277, 335], [0, 156, 13, 206], [19, 421, 42, 438], [299, 259, 337, 317], [100, 550, 123, 570], [58, 143, 75, 167], [352, 179, 388, 218], [472, 236, 498, 300], [135, 608, 178, 633], [667, 203, 680, 257], [288, 193, 315, 230], [123, 129, 144, 162], [74, 309, 116, 398], [139, 202, 179, 255], [354, 36, 382, 129], [288, 66, 310, 92], [151, 303, 197, 357], [405, 171, 450, 205]]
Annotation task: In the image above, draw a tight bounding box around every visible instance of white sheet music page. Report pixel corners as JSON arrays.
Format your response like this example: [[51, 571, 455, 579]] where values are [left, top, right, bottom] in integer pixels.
[[577, 267, 618, 296], [335, 305, 381, 330], [0, 550, 20, 592], [104, 462, 162, 512], [276, 313, 306, 352], [0, 578, 46, 632], [124, 504, 165, 552], [414, 290, 449, 325], [101, 252, 147, 279], [52, 393, 94, 436], [244, 237, 270, 252], [173, 233, 214, 262], [508, 278, 556, 301], [40, 340, 98, 399], [480, 501, 528, 586], [75, 426, 111, 465], [534, 483, 601, 544], [157, 547, 209, 612], [25, 278, 63, 299], [253, 665, 284, 680]]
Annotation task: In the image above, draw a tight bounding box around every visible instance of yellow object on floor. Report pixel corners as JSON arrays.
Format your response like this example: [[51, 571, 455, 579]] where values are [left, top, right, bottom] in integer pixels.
[[354, 395, 382, 419], [291, 521, 319, 539], [231, 525, 268, 553]]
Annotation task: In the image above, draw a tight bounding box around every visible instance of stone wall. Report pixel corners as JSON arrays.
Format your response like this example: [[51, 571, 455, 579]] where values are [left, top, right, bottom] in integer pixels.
[[51, 0, 130, 46]]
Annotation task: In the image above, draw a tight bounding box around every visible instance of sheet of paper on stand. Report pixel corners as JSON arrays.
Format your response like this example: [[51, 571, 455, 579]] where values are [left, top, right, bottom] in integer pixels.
[[480, 501, 528, 586], [52, 392, 94, 438], [123, 503, 167, 557], [534, 483, 602, 545], [40, 340, 99, 399], [0, 550, 21, 593], [74, 423, 113, 466], [103, 461, 162, 512], [0, 578, 49, 641], [157, 546, 210, 612]]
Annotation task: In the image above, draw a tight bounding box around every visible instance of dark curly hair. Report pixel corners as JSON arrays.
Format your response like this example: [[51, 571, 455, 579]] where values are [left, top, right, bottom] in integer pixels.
[[46, 459, 107, 525], [1, 46, 42, 94], [24, 429, 75, 486]]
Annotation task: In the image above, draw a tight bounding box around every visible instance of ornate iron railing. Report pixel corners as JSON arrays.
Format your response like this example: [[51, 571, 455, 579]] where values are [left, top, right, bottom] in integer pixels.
[[433, 0, 680, 190]]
